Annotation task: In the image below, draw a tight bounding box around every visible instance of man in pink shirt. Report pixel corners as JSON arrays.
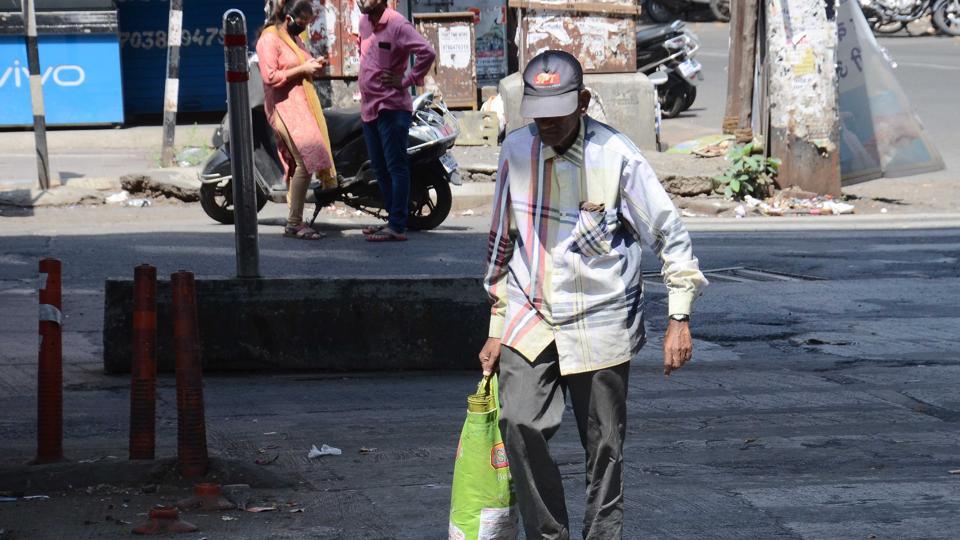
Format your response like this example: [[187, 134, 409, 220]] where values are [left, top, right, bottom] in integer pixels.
[[357, 0, 436, 242]]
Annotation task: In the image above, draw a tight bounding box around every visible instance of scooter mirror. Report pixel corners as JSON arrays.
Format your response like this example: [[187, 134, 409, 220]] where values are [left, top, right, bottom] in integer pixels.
[[648, 71, 669, 86]]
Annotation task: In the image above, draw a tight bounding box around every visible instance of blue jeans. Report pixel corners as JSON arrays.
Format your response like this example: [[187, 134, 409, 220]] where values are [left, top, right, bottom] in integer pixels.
[[362, 110, 412, 234]]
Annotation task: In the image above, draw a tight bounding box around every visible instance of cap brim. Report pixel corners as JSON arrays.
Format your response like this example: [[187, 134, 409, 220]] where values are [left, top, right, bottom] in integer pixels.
[[520, 90, 579, 119]]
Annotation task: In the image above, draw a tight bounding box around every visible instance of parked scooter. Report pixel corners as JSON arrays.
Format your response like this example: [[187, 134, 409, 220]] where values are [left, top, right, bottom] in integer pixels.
[[643, 0, 729, 23], [636, 20, 703, 118], [861, 0, 959, 35], [199, 54, 461, 231]]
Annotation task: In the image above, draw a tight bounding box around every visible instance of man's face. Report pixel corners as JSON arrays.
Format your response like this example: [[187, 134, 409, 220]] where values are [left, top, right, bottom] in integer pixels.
[[358, 0, 386, 15], [533, 90, 590, 148]]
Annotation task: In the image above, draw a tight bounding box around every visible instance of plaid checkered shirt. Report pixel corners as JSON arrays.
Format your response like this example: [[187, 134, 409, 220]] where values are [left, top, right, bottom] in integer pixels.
[[484, 118, 708, 374]]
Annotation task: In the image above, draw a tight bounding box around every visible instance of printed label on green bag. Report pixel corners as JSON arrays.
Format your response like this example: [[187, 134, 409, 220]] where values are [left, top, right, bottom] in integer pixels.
[[491, 442, 509, 469]]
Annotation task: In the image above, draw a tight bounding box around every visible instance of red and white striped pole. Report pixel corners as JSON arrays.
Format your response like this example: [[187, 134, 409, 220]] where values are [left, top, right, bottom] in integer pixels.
[[35, 258, 63, 463], [223, 9, 261, 278]]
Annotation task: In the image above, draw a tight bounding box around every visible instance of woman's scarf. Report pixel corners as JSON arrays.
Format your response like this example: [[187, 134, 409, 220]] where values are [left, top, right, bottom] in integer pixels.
[[263, 24, 337, 185]]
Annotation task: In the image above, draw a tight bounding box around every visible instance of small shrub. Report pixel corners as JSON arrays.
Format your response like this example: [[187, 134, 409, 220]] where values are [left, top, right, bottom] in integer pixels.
[[713, 143, 781, 200]]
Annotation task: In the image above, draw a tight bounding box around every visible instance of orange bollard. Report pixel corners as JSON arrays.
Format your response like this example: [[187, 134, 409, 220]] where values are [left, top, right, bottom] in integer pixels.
[[35, 258, 63, 463], [175, 483, 235, 511], [171, 271, 208, 478], [129, 264, 157, 460], [131, 506, 198, 535]]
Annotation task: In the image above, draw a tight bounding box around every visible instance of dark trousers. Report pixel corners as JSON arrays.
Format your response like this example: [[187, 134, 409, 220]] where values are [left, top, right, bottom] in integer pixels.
[[361, 109, 413, 233], [498, 345, 630, 540]]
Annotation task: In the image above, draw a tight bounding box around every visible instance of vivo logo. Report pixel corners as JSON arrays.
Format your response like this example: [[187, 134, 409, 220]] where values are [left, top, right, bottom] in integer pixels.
[[0, 60, 86, 88]]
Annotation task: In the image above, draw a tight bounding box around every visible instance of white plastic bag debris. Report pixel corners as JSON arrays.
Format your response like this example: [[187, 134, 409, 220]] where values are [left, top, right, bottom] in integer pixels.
[[106, 191, 130, 204], [822, 200, 855, 215], [307, 444, 342, 459]]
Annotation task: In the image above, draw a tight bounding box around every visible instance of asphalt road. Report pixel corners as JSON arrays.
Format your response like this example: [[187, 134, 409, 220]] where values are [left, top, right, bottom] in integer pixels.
[[0, 210, 958, 538], [0, 205, 958, 288]]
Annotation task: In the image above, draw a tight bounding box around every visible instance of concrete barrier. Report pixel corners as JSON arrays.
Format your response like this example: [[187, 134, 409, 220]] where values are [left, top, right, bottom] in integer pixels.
[[103, 276, 489, 373], [499, 72, 657, 151]]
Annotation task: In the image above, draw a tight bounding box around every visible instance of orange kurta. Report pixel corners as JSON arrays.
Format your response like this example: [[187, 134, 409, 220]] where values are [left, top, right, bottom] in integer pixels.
[[255, 26, 336, 186]]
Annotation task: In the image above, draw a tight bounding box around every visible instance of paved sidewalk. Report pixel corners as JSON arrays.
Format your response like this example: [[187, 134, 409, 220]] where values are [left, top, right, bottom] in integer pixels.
[[3, 122, 957, 219]]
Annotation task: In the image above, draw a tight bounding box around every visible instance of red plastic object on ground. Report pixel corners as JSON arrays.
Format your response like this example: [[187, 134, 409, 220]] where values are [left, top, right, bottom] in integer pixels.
[[129, 264, 158, 460], [131, 506, 199, 535], [176, 482, 236, 511], [171, 271, 208, 478], [35, 258, 63, 464]]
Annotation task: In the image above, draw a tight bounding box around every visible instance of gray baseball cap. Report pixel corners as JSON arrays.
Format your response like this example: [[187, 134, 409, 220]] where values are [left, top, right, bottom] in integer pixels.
[[520, 50, 584, 119]]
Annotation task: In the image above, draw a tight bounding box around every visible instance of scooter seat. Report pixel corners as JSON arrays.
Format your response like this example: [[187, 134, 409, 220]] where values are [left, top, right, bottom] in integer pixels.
[[323, 108, 364, 148], [635, 23, 681, 47]]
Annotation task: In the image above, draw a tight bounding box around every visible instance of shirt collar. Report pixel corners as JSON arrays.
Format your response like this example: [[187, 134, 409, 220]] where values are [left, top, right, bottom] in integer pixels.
[[541, 119, 586, 168], [372, 7, 396, 29]]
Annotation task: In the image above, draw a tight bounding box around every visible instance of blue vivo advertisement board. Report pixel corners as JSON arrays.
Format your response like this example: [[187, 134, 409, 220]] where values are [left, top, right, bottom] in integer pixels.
[[0, 35, 125, 126]]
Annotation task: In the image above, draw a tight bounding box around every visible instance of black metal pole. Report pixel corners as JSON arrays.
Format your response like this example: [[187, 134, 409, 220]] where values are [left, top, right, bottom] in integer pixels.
[[222, 10, 261, 278], [161, 0, 183, 167], [22, 0, 51, 190]]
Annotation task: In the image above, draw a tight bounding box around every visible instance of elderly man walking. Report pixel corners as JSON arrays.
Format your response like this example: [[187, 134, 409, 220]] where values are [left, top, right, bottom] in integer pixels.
[[478, 50, 708, 539]]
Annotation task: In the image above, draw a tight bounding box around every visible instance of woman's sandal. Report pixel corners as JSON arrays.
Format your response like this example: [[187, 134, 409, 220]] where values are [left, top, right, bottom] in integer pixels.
[[284, 223, 326, 240], [365, 227, 407, 242], [361, 224, 386, 236]]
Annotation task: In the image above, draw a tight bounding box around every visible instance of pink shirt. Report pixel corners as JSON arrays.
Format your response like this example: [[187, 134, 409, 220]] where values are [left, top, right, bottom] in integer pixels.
[[358, 8, 436, 123]]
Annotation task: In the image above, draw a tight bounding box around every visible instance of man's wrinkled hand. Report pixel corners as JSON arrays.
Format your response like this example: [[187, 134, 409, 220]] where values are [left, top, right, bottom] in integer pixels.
[[663, 320, 693, 376], [479, 337, 502, 375]]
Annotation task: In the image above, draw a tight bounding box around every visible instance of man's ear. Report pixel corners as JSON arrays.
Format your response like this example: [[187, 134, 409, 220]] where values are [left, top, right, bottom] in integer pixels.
[[579, 89, 591, 114]]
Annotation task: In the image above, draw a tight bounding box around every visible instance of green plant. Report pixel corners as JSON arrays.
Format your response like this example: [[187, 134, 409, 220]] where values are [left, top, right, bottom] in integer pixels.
[[713, 143, 781, 200]]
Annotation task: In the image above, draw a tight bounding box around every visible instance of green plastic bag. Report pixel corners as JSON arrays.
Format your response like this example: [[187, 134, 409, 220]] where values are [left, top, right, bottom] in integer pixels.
[[448, 374, 519, 540]]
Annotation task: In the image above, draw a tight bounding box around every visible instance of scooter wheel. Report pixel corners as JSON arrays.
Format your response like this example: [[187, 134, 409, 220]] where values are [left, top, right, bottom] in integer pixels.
[[407, 162, 452, 231], [200, 180, 267, 225], [934, 0, 960, 36], [682, 85, 697, 112], [660, 87, 686, 119], [710, 0, 730, 22], [643, 0, 677, 23]]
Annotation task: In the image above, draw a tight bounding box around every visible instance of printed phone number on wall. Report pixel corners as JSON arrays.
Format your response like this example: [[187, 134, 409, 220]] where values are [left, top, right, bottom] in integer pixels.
[[119, 28, 225, 50]]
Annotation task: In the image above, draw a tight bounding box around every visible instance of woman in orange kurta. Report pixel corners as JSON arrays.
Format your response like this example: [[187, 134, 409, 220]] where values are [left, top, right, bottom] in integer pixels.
[[256, 0, 337, 240]]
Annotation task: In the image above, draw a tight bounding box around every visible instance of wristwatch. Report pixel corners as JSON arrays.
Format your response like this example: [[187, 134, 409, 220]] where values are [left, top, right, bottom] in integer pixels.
[[669, 314, 690, 323]]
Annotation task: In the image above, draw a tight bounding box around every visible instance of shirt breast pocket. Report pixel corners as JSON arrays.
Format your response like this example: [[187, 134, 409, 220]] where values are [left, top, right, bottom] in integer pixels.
[[569, 206, 614, 258], [378, 41, 393, 68]]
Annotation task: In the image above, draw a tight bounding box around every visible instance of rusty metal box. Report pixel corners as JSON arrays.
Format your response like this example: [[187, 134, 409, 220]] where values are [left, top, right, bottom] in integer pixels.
[[512, 0, 639, 73], [414, 12, 478, 110]]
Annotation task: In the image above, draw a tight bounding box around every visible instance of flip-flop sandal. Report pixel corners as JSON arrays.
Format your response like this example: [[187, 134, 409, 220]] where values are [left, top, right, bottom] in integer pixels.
[[284, 224, 326, 240], [365, 228, 407, 242], [362, 224, 386, 235]]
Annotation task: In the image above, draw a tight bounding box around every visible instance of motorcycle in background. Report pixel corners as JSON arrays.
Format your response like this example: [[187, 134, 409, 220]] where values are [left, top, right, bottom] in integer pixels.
[[199, 54, 461, 231], [861, 0, 960, 35], [636, 20, 703, 118]]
